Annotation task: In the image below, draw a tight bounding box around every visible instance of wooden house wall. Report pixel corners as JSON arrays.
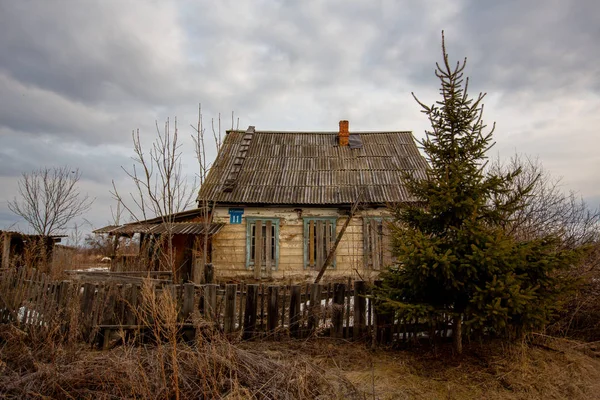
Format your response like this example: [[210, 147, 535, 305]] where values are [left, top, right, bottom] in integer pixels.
[[211, 206, 390, 281]]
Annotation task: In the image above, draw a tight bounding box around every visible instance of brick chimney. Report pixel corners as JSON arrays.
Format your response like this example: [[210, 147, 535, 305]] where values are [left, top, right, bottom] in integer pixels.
[[338, 120, 349, 146]]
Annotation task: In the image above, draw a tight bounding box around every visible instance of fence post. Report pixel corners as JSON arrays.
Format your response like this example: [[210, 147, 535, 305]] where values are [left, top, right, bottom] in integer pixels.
[[182, 283, 195, 321], [267, 286, 279, 333], [353, 280, 367, 340], [332, 283, 345, 338], [289, 285, 301, 338], [126, 284, 140, 326], [224, 284, 237, 333], [243, 284, 259, 339], [308, 283, 322, 334], [204, 284, 218, 322]]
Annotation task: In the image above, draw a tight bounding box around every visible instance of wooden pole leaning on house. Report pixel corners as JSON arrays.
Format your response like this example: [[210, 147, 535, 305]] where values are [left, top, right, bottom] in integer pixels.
[[313, 191, 363, 284]]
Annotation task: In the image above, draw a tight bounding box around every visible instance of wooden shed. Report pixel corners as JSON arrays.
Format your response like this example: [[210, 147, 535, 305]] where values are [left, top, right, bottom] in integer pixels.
[[93, 209, 224, 282], [0, 230, 65, 269], [197, 120, 428, 281]]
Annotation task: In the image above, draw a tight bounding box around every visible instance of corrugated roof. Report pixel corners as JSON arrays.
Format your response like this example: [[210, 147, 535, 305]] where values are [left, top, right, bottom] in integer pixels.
[[197, 130, 428, 205], [93, 222, 224, 236]]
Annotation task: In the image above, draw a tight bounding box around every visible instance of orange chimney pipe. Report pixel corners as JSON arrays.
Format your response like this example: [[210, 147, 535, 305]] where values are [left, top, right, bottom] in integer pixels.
[[338, 120, 349, 146]]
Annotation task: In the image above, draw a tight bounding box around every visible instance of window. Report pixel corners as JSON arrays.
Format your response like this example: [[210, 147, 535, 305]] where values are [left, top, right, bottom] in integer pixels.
[[246, 218, 279, 270], [303, 217, 337, 269], [363, 218, 393, 270]]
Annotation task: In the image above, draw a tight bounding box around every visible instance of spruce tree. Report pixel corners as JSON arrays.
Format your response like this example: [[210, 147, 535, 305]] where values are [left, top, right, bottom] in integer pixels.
[[380, 33, 580, 354]]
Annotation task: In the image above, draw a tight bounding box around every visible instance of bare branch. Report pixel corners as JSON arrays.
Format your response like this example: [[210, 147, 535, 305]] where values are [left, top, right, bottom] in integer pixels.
[[8, 166, 94, 236]]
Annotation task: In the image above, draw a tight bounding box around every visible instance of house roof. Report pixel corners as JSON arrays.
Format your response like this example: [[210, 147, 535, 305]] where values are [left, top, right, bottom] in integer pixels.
[[197, 128, 428, 205], [93, 222, 224, 236], [93, 209, 224, 236]]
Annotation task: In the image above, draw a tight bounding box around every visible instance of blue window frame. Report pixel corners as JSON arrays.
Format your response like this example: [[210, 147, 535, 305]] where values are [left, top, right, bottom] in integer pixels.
[[246, 217, 279, 270], [303, 217, 337, 269]]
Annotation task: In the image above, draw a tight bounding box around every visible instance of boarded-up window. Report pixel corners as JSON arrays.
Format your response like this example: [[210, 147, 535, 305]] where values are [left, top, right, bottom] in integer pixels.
[[304, 217, 336, 269], [246, 218, 279, 272], [363, 218, 392, 270]]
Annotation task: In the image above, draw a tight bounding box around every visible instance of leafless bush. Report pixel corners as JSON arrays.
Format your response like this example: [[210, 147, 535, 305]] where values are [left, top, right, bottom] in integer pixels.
[[491, 155, 600, 249]]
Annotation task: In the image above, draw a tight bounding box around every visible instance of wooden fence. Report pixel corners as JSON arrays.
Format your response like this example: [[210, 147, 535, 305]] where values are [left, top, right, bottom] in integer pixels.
[[0, 268, 449, 348]]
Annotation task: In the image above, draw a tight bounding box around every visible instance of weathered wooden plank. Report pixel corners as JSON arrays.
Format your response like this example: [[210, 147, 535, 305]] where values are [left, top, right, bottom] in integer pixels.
[[0, 268, 14, 322], [325, 220, 332, 260], [324, 282, 331, 325], [81, 283, 95, 320], [316, 221, 323, 268], [308, 284, 322, 334], [22, 269, 39, 324], [382, 220, 392, 267], [370, 219, 380, 270], [289, 285, 301, 338], [353, 281, 367, 339], [24, 270, 41, 325], [267, 286, 279, 333], [254, 221, 262, 279], [280, 284, 287, 328], [204, 284, 218, 322], [309, 221, 315, 267], [182, 283, 195, 321], [43, 282, 58, 326], [363, 218, 370, 268], [243, 284, 258, 339], [126, 284, 140, 325], [13, 266, 27, 313], [116, 284, 127, 323], [300, 283, 307, 331], [102, 285, 118, 326], [224, 284, 236, 333], [345, 277, 352, 338], [332, 283, 345, 338], [238, 283, 244, 330], [31, 272, 47, 326], [265, 221, 272, 277], [259, 284, 265, 330]]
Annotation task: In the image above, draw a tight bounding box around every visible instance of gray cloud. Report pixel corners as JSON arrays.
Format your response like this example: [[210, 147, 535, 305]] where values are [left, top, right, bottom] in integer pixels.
[[0, 0, 599, 234]]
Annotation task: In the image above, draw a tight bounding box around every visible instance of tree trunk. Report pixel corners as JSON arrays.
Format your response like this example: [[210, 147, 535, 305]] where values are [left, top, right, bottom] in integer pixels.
[[453, 314, 463, 355]]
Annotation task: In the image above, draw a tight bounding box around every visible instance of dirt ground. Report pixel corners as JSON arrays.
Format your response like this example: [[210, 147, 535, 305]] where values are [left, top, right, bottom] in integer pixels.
[[240, 336, 600, 400]]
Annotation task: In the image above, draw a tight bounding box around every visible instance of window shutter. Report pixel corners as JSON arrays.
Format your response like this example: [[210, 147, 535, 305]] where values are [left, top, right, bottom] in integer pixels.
[[254, 220, 263, 279]]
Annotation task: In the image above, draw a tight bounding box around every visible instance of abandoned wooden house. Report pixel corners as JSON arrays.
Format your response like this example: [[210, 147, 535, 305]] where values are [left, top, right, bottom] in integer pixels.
[[196, 120, 428, 281], [95, 120, 427, 282], [1, 230, 65, 269]]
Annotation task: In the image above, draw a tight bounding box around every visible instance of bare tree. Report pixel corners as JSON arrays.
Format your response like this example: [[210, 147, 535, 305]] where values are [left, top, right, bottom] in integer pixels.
[[8, 166, 93, 236], [190, 105, 234, 282], [111, 118, 196, 275]]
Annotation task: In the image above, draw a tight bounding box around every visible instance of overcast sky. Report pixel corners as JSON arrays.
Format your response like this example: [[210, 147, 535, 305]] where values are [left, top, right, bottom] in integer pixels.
[[1, 0, 599, 240]]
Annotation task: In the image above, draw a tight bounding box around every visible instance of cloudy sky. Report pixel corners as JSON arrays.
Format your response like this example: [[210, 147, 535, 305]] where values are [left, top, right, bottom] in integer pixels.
[[1, 0, 599, 239]]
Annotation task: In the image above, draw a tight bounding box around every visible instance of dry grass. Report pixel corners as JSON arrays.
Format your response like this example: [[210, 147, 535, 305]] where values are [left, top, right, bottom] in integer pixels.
[[2, 323, 600, 400], [242, 336, 600, 400], [0, 324, 361, 399], [0, 277, 361, 399]]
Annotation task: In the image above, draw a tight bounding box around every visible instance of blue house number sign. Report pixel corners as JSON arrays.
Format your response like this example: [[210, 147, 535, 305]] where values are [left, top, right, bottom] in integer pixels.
[[228, 208, 244, 224]]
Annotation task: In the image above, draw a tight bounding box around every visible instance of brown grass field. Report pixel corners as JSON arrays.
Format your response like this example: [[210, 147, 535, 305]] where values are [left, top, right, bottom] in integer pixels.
[[1, 322, 599, 399]]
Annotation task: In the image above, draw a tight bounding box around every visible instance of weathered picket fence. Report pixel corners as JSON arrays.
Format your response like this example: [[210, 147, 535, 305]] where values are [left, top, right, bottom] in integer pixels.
[[0, 267, 450, 348]]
